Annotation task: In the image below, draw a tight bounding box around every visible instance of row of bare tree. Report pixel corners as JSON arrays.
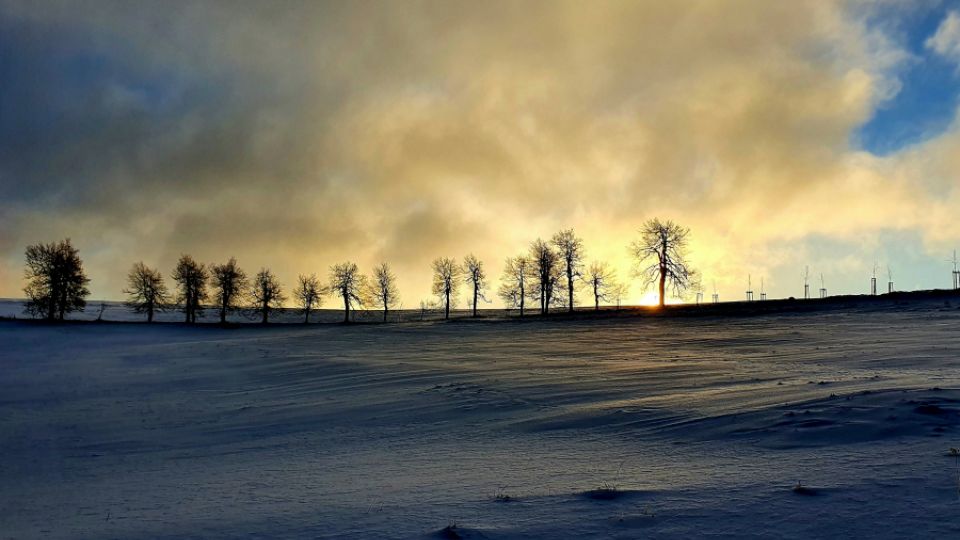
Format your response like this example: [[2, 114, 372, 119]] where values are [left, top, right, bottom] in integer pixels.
[[21, 219, 697, 323], [123, 257, 399, 324], [420, 218, 696, 319]]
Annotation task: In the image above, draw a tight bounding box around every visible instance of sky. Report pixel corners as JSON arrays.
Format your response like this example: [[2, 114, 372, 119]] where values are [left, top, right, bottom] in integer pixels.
[[4, 0, 960, 308]]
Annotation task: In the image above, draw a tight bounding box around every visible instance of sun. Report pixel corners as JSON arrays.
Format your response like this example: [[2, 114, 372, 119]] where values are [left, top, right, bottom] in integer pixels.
[[637, 292, 660, 306], [633, 292, 686, 307]]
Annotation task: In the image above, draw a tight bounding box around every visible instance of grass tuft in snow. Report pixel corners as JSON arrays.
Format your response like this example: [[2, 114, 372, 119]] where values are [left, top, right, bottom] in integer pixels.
[[438, 522, 462, 539], [584, 482, 622, 500], [493, 487, 513, 502], [585, 460, 629, 500]]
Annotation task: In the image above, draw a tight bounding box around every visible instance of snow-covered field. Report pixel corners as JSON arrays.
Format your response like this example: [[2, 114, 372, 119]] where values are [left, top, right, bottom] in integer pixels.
[[4, 300, 960, 538]]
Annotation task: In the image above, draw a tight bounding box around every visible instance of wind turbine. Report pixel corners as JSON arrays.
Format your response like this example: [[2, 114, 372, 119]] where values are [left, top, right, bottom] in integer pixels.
[[760, 277, 767, 301], [746, 274, 754, 302], [887, 266, 893, 294], [871, 262, 878, 296], [819, 273, 827, 299], [712, 280, 719, 304], [803, 266, 810, 300], [952, 251, 959, 290]]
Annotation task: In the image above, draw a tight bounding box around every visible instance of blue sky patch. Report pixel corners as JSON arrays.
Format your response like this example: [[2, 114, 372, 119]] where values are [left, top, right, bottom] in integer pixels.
[[855, 1, 960, 155]]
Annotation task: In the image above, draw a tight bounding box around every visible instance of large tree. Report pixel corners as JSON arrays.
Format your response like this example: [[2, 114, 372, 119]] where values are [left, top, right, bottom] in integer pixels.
[[498, 255, 530, 316], [585, 261, 615, 311], [630, 218, 696, 307], [172, 255, 208, 323], [431, 257, 461, 320], [552, 229, 584, 312], [124, 262, 170, 322], [250, 268, 285, 324], [294, 273, 324, 323], [210, 257, 248, 324], [370, 262, 400, 322], [23, 239, 90, 320], [463, 254, 486, 317], [529, 239, 563, 315], [330, 262, 365, 323]]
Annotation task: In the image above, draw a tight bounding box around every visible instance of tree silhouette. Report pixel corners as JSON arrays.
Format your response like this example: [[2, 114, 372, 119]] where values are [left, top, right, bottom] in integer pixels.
[[172, 255, 208, 323], [552, 229, 584, 312], [210, 258, 248, 324], [124, 262, 170, 322], [498, 255, 530, 316], [370, 263, 400, 322], [23, 239, 90, 320], [463, 254, 487, 317], [250, 268, 285, 324], [529, 239, 563, 315], [294, 274, 324, 323], [585, 261, 615, 311], [330, 262, 365, 323], [631, 218, 696, 307], [432, 257, 461, 320], [612, 281, 630, 310]]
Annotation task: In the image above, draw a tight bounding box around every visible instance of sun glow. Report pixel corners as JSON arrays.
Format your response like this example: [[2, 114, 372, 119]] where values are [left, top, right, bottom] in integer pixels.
[[632, 291, 688, 307], [637, 292, 660, 306]]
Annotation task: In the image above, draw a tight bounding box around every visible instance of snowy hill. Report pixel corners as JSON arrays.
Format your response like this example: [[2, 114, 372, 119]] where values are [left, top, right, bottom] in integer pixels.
[[3, 305, 960, 538]]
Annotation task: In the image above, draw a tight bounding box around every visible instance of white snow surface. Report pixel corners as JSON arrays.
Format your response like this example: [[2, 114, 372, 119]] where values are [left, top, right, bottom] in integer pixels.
[[3, 300, 960, 538]]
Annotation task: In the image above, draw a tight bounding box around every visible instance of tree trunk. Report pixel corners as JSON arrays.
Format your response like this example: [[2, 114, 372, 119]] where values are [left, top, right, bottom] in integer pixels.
[[383, 307, 388, 323], [147, 303, 154, 323], [262, 301, 268, 324], [519, 281, 524, 317], [658, 267, 666, 308], [304, 306, 310, 324], [567, 266, 574, 312], [541, 282, 547, 314], [444, 289, 450, 320], [472, 282, 478, 317], [343, 294, 350, 323], [659, 240, 668, 308], [544, 283, 550, 315], [594, 282, 599, 311]]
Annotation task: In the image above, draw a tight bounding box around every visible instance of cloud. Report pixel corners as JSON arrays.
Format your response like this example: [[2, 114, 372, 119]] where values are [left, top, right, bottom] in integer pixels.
[[927, 10, 960, 65], [1, 0, 957, 304]]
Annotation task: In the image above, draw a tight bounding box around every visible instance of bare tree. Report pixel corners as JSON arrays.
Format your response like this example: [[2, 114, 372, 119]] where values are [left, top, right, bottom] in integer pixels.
[[463, 254, 487, 317], [498, 255, 530, 316], [250, 268, 285, 324], [370, 262, 400, 322], [585, 261, 615, 311], [294, 274, 324, 323], [172, 255, 208, 323], [630, 218, 696, 307], [432, 257, 461, 320], [612, 281, 630, 310], [210, 257, 248, 324], [23, 239, 90, 320], [529, 239, 563, 315], [418, 299, 436, 322], [552, 229, 584, 312], [124, 262, 170, 322], [330, 261, 365, 323]]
